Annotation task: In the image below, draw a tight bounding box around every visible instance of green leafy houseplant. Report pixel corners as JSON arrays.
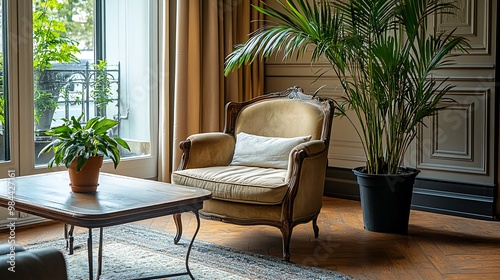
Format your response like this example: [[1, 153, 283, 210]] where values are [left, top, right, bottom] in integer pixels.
[[224, 0, 469, 233], [39, 114, 130, 172], [225, 0, 468, 175]]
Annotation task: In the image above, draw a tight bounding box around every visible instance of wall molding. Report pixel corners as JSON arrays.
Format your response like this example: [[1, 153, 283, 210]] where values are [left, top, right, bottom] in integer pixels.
[[324, 167, 497, 221]]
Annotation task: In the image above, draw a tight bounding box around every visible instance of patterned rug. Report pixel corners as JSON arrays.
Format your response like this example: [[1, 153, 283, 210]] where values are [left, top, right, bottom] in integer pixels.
[[26, 224, 354, 280]]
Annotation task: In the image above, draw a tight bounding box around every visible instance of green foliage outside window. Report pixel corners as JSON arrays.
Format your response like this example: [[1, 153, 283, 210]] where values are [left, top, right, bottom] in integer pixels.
[[33, 0, 80, 72], [53, 0, 94, 51], [0, 52, 4, 125], [33, 0, 81, 126]]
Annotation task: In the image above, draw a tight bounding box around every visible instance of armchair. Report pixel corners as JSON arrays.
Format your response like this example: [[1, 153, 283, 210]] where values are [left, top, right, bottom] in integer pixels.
[[172, 86, 334, 261]]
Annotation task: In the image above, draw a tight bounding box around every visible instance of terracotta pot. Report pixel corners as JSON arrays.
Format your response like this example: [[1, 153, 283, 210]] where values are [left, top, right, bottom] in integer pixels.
[[68, 156, 104, 193]]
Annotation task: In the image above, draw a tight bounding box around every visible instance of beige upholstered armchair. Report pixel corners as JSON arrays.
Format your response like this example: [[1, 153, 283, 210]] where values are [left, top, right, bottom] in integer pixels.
[[172, 86, 334, 261]]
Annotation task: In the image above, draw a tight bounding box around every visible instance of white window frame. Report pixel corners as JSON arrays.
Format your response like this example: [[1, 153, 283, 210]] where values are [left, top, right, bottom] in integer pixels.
[[0, 0, 159, 179]]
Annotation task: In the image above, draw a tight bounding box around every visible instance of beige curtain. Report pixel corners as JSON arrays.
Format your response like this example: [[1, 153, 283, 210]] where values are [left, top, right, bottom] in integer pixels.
[[158, 1, 171, 182], [158, 0, 264, 182], [225, 0, 265, 102]]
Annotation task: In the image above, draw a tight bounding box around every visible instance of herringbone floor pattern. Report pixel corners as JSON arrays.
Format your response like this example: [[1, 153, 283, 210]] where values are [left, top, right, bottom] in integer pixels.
[[2, 197, 500, 279]]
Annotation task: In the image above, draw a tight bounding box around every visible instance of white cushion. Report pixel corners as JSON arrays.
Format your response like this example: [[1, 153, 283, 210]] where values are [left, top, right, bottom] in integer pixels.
[[230, 132, 311, 169]]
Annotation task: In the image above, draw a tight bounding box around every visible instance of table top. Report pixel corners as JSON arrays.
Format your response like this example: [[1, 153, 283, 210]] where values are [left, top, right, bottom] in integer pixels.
[[0, 172, 211, 228]]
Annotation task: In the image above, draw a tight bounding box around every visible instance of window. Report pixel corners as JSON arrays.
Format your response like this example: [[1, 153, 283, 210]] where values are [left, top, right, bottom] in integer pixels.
[[0, 0, 159, 179], [0, 1, 8, 164]]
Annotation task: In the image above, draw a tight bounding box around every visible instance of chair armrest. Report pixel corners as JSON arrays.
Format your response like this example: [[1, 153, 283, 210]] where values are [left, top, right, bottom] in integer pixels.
[[178, 132, 236, 169], [285, 140, 326, 181], [296, 139, 326, 154], [283, 140, 328, 221]]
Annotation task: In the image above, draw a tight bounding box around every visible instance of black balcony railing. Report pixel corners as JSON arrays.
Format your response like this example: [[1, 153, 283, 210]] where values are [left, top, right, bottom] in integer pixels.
[[33, 61, 123, 164], [39, 61, 121, 125]]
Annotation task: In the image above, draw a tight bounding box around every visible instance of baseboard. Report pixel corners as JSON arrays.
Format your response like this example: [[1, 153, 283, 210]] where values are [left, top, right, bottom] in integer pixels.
[[324, 167, 497, 221], [412, 179, 496, 220], [324, 167, 360, 200], [0, 215, 49, 229]]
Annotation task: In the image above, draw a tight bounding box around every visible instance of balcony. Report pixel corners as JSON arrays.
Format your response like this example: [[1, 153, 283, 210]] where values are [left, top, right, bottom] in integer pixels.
[[35, 61, 121, 138]]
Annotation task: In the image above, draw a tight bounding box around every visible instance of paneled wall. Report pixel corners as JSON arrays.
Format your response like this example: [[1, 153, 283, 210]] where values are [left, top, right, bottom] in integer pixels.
[[263, 0, 498, 219], [409, 0, 496, 184]]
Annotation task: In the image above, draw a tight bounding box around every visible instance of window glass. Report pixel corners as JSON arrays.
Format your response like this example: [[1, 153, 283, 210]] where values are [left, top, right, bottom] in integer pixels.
[[33, 0, 153, 166], [0, 0, 8, 163]]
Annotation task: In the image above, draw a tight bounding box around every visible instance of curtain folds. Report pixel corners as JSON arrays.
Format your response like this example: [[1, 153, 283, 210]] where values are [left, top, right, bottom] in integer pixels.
[[158, 0, 264, 182], [158, 1, 171, 182]]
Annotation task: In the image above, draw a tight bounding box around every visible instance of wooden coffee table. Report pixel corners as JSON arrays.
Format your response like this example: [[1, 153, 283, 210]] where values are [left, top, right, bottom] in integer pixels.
[[0, 171, 211, 280]]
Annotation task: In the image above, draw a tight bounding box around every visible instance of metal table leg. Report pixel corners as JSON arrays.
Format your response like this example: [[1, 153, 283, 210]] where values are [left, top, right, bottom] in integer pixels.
[[64, 224, 75, 255], [85, 211, 201, 280], [88, 228, 93, 280], [86, 227, 104, 280], [97, 228, 103, 279], [134, 210, 201, 280], [184, 211, 200, 279]]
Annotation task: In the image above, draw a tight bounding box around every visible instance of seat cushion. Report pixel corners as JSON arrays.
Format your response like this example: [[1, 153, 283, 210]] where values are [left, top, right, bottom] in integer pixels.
[[172, 166, 288, 205]]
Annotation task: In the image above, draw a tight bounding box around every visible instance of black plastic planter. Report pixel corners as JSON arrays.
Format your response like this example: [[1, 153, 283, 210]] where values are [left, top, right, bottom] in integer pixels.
[[353, 167, 420, 234]]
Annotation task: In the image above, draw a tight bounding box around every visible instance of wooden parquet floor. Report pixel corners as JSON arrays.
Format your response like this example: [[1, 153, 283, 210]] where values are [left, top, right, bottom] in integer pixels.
[[2, 197, 500, 279]]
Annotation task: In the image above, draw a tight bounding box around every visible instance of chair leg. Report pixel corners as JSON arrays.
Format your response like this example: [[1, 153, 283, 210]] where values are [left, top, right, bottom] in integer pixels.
[[280, 223, 292, 262], [312, 216, 319, 238], [173, 213, 182, 244]]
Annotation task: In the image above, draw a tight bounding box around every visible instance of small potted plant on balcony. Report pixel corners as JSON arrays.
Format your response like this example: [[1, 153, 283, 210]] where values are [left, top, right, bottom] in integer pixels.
[[224, 0, 468, 233], [38, 114, 130, 193], [91, 59, 115, 117]]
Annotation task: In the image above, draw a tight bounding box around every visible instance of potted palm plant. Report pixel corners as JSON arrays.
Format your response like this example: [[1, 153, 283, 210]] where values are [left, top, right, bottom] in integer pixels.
[[224, 0, 468, 233], [39, 114, 130, 193]]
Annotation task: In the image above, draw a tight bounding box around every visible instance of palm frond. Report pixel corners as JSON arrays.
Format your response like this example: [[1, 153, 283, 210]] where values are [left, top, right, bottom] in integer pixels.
[[225, 0, 343, 76], [225, 0, 469, 174]]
